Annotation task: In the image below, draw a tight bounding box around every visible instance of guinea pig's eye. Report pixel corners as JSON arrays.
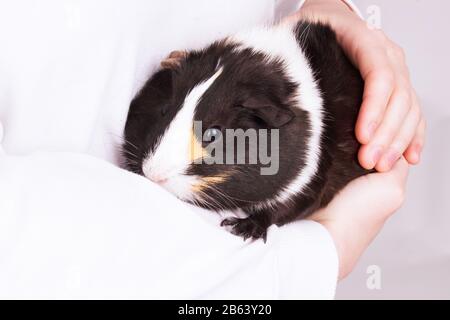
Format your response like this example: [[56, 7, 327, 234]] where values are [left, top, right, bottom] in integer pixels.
[[204, 126, 222, 143], [161, 104, 169, 116]]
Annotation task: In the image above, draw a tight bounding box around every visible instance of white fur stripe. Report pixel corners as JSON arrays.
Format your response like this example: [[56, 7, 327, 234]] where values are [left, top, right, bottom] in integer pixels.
[[142, 67, 223, 200], [230, 23, 324, 207]]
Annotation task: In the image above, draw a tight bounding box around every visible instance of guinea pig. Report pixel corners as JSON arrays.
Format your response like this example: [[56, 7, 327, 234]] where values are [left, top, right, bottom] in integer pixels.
[[122, 20, 371, 241]]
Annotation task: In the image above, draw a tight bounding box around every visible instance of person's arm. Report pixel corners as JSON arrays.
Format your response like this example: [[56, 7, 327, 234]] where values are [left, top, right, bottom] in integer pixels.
[[289, 0, 426, 173], [0, 151, 339, 299]]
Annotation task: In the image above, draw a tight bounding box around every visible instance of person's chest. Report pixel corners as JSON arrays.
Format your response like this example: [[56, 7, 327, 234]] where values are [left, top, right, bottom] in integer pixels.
[[0, 0, 277, 163]]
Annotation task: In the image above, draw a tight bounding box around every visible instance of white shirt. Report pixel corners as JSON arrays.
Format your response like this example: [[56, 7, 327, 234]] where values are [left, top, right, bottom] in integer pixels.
[[0, 0, 354, 299]]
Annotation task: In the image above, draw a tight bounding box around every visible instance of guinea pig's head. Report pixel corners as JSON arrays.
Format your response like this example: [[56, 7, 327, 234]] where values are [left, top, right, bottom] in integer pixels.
[[123, 41, 311, 211]]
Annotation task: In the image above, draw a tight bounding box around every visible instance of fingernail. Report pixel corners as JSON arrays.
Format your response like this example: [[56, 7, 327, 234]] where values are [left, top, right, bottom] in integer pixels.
[[371, 146, 383, 167], [414, 153, 421, 164], [413, 144, 422, 163], [367, 121, 378, 141]]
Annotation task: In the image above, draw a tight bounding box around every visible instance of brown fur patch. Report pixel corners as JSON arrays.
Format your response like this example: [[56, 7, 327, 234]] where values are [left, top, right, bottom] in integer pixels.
[[192, 174, 229, 193], [189, 128, 208, 163], [160, 50, 187, 69]]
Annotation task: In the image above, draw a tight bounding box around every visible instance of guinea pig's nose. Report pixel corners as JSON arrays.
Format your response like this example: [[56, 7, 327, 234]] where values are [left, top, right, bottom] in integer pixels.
[[148, 172, 168, 184]]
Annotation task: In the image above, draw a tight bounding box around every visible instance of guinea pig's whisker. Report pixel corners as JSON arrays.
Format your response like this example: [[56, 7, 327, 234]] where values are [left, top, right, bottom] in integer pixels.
[[299, 22, 312, 48], [192, 198, 202, 208], [207, 186, 268, 231], [122, 149, 139, 159], [205, 185, 240, 209], [206, 184, 258, 206], [208, 186, 242, 207], [198, 189, 226, 211], [107, 131, 139, 151], [124, 139, 139, 150], [194, 189, 213, 208], [204, 185, 239, 207], [125, 159, 139, 166]]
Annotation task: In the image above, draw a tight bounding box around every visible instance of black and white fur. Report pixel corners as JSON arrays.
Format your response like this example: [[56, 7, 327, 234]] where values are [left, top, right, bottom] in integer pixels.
[[123, 21, 370, 241]]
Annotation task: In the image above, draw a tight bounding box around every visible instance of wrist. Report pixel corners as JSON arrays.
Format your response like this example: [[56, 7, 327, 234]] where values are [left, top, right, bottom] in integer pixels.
[[318, 215, 388, 280]]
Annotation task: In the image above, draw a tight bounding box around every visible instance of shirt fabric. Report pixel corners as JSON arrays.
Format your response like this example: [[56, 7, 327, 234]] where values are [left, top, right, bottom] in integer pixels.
[[0, 0, 358, 299]]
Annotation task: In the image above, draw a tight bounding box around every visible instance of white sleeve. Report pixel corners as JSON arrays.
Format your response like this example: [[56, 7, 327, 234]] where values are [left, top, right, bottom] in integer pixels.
[[0, 151, 338, 299], [0, 0, 338, 299]]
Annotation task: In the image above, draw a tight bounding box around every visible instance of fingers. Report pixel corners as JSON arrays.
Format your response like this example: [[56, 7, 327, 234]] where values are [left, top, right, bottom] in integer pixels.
[[377, 107, 419, 172], [353, 40, 394, 144], [385, 156, 409, 184], [404, 92, 426, 164], [367, 85, 414, 169], [353, 38, 424, 171], [404, 117, 426, 164], [355, 66, 394, 145], [380, 156, 409, 209], [365, 156, 409, 211], [358, 85, 410, 169], [338, 21, 425, 171]]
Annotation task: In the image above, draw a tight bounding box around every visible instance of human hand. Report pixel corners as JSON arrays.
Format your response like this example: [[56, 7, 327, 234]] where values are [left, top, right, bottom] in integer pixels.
[[288, 0, 426, 172], [309, 157, 409, 279]]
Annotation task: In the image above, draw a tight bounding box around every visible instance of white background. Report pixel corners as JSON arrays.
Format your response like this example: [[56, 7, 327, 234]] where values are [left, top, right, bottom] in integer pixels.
[[335, 0, 450, 300]]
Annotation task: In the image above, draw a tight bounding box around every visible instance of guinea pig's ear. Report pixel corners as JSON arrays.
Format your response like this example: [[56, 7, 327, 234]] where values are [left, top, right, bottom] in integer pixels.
[[242, 96, 295, 128], [161, 50, 187, 69]]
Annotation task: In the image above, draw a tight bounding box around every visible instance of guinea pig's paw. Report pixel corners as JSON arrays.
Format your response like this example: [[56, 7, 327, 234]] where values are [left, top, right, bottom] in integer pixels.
[[221, 217, 268, 243], [160, 50, 187, 69]]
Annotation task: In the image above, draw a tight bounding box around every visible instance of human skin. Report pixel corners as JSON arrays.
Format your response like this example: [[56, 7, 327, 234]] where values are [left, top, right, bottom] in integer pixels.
[[286, 0, 426, 279], [310, 157, 409, 279]]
